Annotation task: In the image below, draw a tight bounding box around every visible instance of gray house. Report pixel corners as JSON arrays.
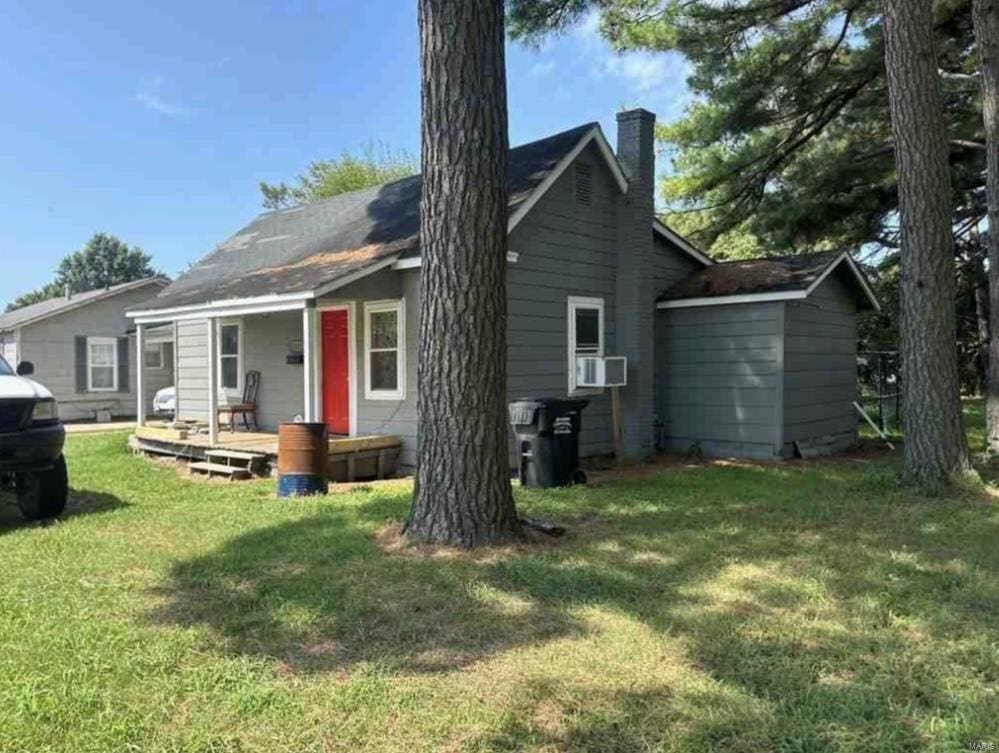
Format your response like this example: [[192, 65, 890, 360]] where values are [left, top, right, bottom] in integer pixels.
[[127, 109, 877, 470], [0, 278, 173, 422]]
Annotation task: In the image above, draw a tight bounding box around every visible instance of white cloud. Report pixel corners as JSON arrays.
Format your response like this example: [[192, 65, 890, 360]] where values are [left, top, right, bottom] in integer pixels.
[[135, 75, 190, 118], [603, 54, 671, 92], [528, 59, 556, 78], [571, 10, 690, 117]]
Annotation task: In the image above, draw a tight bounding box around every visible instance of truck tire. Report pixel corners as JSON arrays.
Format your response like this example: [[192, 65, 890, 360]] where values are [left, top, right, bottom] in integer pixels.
[[16, 455, 68, 520]]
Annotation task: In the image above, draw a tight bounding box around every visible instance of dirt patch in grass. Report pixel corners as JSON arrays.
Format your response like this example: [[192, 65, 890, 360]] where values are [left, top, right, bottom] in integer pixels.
[[372, 521, 574, 562]]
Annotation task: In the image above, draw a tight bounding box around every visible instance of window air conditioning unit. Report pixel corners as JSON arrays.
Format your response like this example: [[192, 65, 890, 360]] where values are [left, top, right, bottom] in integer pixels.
[[576, 356, 627, 388]]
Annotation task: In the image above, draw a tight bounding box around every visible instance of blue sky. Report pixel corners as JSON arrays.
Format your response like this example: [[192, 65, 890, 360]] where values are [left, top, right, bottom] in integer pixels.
[[0, 1, 690, 307]]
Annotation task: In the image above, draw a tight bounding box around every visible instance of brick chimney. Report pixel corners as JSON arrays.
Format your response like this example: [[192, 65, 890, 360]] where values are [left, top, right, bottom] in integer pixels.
[[614, 109, 656, 458]]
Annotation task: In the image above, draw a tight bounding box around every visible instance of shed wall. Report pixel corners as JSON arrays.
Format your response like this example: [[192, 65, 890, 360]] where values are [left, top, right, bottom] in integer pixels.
[[782, 270, 859, 454], [656, 302, 784, 459]]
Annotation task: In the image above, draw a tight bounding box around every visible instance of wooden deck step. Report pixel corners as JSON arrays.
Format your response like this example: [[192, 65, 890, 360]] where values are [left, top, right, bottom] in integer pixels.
[[189, 461, 251, 480], [205, 449, 265, 463], [136, 425, 189, 442]]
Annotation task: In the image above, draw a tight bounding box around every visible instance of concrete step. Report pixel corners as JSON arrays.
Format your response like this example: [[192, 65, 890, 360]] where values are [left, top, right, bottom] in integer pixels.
[[189, 461, 251, 480]]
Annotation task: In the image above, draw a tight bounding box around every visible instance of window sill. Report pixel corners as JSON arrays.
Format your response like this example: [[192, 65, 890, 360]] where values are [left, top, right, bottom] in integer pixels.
[[568, 387, 604, 398], [365, 391, 406, 401]]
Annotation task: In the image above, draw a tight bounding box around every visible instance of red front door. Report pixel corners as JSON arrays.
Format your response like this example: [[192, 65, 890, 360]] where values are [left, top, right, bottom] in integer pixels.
[[321, 309, 350, 435]]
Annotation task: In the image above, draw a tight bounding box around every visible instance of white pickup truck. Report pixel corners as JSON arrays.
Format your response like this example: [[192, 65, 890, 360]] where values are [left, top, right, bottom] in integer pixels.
[[0, 355, 67, 520]]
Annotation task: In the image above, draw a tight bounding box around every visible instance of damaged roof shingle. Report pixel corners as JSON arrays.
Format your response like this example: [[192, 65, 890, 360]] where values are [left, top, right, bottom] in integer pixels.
[[145, 122, 599, 312], [659, 251, 849, 301]]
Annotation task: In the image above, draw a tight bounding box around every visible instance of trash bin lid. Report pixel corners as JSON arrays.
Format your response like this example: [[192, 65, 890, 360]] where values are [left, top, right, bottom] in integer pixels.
[[508, 398, 543, 426]]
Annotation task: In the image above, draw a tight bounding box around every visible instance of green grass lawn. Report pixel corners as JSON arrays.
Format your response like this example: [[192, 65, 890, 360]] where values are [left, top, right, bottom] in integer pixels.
[[2, 414, 999, 752]]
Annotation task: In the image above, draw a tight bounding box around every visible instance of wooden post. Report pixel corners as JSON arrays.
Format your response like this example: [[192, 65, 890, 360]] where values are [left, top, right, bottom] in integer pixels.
[[207, 319, 218, 445], [611, 385, 624, 465], [135, 324, 145, 428]]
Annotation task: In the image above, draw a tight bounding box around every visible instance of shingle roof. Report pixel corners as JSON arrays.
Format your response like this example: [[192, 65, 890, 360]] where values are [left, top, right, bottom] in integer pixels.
[[0, 277, 169, 332], [659, 251, 849, 301], [145, 122, 601, 312]]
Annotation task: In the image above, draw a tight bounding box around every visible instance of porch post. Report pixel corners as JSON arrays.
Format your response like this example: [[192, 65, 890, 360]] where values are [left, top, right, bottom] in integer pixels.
[[206, 319, 218, 445], [302, 305, 316, 421], [135, 324, 145, 427]]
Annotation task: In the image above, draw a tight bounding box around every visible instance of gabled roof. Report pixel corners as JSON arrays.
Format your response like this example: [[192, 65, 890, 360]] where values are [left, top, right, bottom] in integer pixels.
[[143, 123, 610, 313], [657, 251, 879, 311], [0, 276, 170, 331]]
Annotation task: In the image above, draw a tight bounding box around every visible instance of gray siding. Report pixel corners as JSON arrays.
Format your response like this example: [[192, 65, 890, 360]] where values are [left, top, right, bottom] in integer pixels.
[[656, 302, 784, 459], [175, 319, 209, 422], [175, 313, 311, 430], [243, 311, 307, 430], [17, 285, 165, 422], [506, 142, 619, 458], [319, 269, 420, 469], [783, 270, 859, 453]]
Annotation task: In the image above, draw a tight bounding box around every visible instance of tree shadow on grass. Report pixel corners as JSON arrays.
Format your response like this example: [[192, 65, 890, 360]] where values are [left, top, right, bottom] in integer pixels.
[[146, 498, 587, 675], [147, 463, 999, 746], [0, 485, 129, 535]]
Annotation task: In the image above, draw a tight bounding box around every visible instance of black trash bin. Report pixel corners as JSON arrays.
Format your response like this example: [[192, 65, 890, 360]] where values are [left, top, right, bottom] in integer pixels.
[[509, 397, 589, 488]]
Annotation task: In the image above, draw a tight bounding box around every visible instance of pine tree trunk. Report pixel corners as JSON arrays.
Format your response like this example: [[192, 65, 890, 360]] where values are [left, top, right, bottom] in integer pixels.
[[974, 266, 990, 395], [406, 0, 522, 547], [883, 0, 972, 486], [973, 0, 999, 452]]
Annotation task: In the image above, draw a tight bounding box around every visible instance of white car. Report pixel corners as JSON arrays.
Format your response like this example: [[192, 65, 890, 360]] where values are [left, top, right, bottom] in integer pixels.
[[153, 386, 176, 417], [0, 355, 67, 520]]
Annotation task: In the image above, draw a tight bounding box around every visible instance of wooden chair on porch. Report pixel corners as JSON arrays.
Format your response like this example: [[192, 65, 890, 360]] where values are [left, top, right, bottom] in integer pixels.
[[219, 370, 260, 432]]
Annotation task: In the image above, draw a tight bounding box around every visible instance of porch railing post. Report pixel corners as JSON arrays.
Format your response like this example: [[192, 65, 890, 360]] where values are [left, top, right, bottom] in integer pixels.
[[135, 323, 145, 428], [303, 306, 316, 422], [207, 318, 218, 445]]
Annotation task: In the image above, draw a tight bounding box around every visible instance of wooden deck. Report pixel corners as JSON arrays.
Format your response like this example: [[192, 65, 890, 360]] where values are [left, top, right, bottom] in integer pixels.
[[133, 425, 400, 458], [129, 424, 403, 481]]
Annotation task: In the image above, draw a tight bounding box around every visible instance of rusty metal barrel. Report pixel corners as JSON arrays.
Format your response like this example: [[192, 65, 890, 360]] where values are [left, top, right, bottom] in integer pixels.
[[276, 422, 329, 497]]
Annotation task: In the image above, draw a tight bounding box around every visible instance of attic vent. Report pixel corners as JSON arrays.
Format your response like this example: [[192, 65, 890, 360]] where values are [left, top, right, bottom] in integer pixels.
[[574, 162, 593, 205]]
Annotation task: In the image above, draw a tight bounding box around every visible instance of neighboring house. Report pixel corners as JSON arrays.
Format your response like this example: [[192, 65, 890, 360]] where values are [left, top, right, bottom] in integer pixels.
[[127, 109, 877, 469], [0, 278, 173, 422]]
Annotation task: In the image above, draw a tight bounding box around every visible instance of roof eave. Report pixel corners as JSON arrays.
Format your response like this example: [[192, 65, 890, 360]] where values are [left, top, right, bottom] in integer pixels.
[[0, 276, 170, 331], [653, 220, 714, 267]]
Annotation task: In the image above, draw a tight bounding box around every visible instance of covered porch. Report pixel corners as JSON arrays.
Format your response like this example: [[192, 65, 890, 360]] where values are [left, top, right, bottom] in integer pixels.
[[131, 295, 330, 446], [126, 262, 418, 472]]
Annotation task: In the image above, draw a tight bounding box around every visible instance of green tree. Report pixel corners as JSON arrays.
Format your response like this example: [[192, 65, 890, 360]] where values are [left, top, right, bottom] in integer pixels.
[[508, 0, 987, 370], [509, 0, 984, 258], [6, 233, 159, 311], [259, 144, 417, 210]]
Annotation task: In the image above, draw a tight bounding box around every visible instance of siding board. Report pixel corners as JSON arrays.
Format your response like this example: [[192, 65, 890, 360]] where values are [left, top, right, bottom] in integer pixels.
[[656, 301, 782, 458]]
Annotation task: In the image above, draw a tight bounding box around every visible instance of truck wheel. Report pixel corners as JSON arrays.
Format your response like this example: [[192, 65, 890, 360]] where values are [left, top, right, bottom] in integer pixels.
[[16, 456, 68, 520]]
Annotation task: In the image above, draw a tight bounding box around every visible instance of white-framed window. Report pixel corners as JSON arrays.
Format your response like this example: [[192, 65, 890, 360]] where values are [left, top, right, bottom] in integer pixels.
[[364, 299, 405, 400], [567, 296, 604, 395], [87, 337, 119, 392], [0, 340, 17, 369], [217, 319, 243, 395], [144, 342, 165, 370]]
